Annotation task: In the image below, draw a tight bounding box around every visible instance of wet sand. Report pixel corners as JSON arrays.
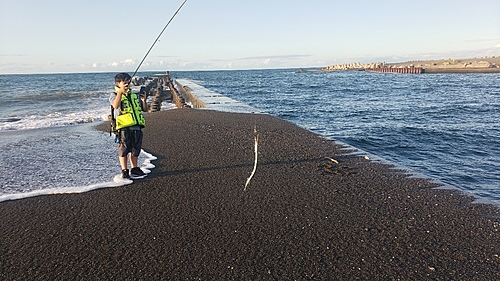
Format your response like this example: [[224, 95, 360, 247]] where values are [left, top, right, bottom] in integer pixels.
[[1, 109, 499, 280]]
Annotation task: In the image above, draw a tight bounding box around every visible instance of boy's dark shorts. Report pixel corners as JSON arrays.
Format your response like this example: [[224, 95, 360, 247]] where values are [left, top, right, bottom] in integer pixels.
[[118, 129, 143, 157]]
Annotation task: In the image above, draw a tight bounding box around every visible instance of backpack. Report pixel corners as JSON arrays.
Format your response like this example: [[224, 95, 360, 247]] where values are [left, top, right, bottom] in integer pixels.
[[109, 105, 119, 136]]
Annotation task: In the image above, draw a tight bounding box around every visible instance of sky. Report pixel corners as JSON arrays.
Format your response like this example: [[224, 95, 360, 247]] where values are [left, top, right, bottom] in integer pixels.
[[1, 0, 499, 74]]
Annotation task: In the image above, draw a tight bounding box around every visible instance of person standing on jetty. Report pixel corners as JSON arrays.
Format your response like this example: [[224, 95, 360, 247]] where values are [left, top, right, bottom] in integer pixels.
[[110, 73, 148, 180]]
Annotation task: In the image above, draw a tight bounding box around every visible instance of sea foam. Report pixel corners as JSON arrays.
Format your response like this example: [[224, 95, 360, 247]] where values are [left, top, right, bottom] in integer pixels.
[[0, 149, 157, 203]]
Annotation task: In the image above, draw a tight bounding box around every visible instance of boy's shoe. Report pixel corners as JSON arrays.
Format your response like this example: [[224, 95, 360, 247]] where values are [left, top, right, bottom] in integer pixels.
[[121, 169, 130, 179], [130, 167, 146, 179]]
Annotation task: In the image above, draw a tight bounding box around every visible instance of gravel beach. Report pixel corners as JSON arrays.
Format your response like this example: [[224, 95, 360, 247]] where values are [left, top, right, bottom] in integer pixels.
[[1, 109, 499, 280]]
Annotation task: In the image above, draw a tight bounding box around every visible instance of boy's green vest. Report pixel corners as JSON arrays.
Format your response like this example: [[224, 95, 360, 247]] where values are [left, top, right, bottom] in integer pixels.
[[115, 91, 146, 130]]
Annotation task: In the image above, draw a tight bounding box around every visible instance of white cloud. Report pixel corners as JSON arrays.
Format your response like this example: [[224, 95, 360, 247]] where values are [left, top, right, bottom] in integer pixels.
[[123, 59, 135, 66], [108, 59, 136, 67], [495, 43, 500, 48]]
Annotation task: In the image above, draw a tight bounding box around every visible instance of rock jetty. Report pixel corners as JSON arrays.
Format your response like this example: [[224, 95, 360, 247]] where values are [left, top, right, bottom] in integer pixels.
[[321, 62, 384, 71], [131, 72, 191, 111]]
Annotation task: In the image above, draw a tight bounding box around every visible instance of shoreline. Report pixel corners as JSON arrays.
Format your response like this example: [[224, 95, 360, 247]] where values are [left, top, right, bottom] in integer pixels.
[[309, 67, 500, 74], [421, 67, 500, 73], [1, 109, 499, 279], [316, 56, 500, 73]]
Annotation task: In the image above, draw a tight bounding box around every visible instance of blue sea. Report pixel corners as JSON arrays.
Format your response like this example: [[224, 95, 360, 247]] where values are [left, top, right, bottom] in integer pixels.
[[0, 70, 499, 205]]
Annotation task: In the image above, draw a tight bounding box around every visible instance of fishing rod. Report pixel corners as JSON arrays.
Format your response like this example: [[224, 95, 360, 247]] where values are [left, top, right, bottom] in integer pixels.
[[131, 0, 188, 77]]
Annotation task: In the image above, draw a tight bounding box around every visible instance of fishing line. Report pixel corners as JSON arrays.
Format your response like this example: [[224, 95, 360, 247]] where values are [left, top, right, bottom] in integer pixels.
[[132, 0, 188, 77]]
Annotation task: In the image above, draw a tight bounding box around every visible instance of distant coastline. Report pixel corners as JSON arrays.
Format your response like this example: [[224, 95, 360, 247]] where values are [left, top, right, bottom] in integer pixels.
[[311, 56, 500, 73]]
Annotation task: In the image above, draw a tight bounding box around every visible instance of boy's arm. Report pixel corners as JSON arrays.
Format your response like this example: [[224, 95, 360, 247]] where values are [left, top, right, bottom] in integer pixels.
[[111, 92, 122, 109], [140, 93, 148, 112]]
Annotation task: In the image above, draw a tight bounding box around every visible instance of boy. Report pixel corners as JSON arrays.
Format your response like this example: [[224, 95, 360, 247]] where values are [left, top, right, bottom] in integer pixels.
[[110, 73, 148, 179]]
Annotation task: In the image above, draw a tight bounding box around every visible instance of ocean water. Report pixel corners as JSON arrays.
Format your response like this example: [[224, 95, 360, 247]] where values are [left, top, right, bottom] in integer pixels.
[[0, 70, 499, 205]]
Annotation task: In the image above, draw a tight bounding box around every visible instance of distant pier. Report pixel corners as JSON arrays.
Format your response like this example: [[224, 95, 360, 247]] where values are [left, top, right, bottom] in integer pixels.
[[366, 67, 424, 74]]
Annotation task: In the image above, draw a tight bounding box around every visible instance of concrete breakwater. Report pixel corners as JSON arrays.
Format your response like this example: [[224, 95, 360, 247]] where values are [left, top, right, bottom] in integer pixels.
[[131, 74, 259, 113], [175, 80, 207, 109]]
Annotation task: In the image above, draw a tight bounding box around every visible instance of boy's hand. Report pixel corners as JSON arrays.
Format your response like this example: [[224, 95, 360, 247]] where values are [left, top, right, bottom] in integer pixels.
[[116, 80, 130, 94]]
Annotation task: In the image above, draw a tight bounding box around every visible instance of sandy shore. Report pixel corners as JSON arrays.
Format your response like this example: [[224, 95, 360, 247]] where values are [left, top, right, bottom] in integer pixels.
[[1, 109, 499, 280]]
